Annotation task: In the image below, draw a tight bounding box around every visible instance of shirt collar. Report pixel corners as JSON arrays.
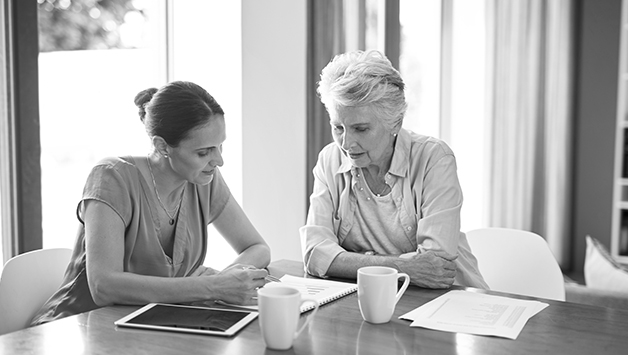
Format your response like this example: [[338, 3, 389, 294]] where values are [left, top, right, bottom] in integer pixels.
[[335, 128, 411, 177], [388, 128, 410, 178]]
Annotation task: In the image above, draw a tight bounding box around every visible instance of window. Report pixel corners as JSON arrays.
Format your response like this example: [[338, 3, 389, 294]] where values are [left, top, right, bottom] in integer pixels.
[[448, 0, 487, 231], [38, 0, 168, 250], [37, 0, 241, 269], [375, 0, 487, 231], [399, 0, 442, 140]]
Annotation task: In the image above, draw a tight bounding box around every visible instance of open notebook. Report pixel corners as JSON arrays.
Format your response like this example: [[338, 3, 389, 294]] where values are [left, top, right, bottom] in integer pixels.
[[218, 275, 357, 313]]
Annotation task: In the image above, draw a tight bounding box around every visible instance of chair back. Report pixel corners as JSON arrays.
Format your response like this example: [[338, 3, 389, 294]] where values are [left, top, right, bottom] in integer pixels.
[[0, 248, 72, 335], [466, 228, 565, 301]]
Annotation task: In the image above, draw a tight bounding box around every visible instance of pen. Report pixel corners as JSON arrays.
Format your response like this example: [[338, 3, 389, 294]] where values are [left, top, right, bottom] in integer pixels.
[[241, 265, 281, 283], [265, 275, 282, 283]]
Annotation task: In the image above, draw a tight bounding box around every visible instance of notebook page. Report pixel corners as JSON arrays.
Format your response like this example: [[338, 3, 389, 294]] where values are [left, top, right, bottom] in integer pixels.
[[215, 275, 357, 313], [266, 275, 358, 312]]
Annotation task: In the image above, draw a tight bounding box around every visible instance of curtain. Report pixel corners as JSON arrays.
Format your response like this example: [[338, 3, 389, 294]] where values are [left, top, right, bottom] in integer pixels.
[[306, 0, 345, 209], [485, 0, 574, 267]]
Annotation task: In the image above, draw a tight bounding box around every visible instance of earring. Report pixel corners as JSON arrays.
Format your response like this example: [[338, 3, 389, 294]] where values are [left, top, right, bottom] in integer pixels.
[[393, 133, 397, 137], [163, 153, 169, 159]]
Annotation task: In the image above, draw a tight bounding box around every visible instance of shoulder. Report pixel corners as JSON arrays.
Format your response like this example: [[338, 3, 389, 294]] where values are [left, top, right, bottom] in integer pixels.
[[404, 129, 454, 158], [395, 129, 458, 177], [316, 142, 344, 167], [81, 157, 140, 226], [318, 142, 341, 158], [90, 156, 139, 174], [399, 130, 456, 170], [86, 156, 141, 187], [91, 156, 135, 169], [314, 142, 353, 177]]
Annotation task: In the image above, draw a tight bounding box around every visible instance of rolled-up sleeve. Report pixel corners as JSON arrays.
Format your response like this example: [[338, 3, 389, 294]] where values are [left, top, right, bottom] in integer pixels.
[[416, 153, 463, 254], [413, 145, 487, 288], [300, 148, 346, 276]]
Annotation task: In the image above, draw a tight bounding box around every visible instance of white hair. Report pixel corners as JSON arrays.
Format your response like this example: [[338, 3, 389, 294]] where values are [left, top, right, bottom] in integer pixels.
[[317, 50, 407, 131]]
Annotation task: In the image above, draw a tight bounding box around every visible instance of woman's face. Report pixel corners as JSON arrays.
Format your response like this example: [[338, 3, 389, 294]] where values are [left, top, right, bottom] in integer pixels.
[[329, 105, 395, 169], [168, 115, 226, 185]]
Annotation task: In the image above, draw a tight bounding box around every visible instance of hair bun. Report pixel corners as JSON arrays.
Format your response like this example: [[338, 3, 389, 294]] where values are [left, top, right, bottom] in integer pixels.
[[134, 88, 158, 122]]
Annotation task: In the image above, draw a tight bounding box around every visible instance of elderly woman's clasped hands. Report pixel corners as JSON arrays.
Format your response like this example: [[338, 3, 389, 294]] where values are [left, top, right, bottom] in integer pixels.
[[397, 250, 458, 289]]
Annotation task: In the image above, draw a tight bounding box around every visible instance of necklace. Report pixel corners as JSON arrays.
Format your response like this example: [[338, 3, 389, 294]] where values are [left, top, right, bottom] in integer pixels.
[[374, 182, 390, 197], [147, 156, 185, 225], [362, 168, 390, 197], [375, 184, 390, 197]]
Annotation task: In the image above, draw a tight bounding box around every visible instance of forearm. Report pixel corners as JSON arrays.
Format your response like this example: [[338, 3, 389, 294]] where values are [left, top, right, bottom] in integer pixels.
[[326, 251, 400, 279], [228, 243, 271, 269], [88, 271, 219, 307]]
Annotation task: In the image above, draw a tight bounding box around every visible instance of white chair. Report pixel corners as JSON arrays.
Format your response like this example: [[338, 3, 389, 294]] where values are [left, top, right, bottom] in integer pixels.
[[0, 248, 72, 335], [466, 227, 566, 301]]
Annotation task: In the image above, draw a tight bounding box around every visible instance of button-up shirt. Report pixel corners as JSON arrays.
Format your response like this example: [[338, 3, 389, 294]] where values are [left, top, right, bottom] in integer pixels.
[[300, 129, 488, 288]]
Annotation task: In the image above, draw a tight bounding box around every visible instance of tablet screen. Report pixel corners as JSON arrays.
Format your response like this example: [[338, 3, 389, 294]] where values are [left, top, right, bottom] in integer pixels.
[[114, 303, 258, 337]]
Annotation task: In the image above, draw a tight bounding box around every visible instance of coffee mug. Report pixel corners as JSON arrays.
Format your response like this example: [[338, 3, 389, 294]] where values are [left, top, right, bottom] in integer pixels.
[[257, 286, 319, 350], [357, 266, 410, 324]]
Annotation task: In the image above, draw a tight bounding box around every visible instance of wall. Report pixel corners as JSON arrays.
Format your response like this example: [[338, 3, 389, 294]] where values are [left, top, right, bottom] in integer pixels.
[[172, 1, 243, 202], [242, 0, 307, 262], [163, 0, 306, 267], [572, 0, 622, 272]]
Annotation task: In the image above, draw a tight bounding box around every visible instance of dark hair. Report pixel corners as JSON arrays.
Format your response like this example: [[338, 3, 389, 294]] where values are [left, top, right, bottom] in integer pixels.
[[134, 81, 225, 147]]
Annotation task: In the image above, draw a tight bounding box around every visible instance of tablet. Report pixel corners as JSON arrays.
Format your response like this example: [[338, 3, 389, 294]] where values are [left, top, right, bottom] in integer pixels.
[[114, 303, 258, 337]]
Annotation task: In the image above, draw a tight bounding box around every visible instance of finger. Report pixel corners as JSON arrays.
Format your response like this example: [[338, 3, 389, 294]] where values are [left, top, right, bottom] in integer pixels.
[[434, 276, 455, 289], [237, 265, 268, 278], [430, 269, 456, 280], [441, 260, 457, 271], [430, 250, 459, 261], [243, 295, 260, 306], [245, 269, 269, 280], [253, 278, 267, 288]]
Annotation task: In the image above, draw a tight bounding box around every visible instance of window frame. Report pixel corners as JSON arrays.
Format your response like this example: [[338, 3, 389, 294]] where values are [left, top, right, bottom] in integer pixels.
[[1, 0, 42, 263], [0, 0, 174, 264]]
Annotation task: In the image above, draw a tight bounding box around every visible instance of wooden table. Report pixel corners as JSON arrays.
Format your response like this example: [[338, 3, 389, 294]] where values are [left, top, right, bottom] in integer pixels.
[[1, 260, 628, 354]]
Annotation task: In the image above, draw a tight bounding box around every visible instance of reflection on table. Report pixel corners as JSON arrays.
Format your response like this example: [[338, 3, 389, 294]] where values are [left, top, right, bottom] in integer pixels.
[[1, 259, 628, 355]]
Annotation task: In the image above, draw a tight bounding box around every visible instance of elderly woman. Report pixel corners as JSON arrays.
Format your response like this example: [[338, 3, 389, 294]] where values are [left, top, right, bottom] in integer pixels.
[[300, 50, 487, 289]]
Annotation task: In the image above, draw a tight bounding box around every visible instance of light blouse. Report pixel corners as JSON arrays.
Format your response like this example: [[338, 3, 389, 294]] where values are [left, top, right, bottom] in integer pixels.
[[300, 129, 488, 288], [30, 156, 231, 325]]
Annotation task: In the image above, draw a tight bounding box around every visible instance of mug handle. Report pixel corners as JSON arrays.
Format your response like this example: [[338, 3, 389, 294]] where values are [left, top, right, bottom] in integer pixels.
[[394, 273, 410, 305], [294, 299, 319, 338]]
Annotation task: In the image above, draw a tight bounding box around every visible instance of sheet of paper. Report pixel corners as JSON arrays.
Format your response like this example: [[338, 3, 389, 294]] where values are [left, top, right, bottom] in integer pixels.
[[399, 290, 548, 340]]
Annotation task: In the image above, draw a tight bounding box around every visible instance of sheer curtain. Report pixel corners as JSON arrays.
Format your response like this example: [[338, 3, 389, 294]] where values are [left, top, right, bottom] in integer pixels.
[[485, 0, 574, 266]]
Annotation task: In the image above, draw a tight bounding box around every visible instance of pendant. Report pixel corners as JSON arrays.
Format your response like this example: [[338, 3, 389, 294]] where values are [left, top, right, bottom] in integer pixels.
[[169, 219, 175, 225]]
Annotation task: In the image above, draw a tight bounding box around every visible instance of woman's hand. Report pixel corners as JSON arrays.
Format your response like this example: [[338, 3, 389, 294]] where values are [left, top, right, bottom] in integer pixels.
[[395, 250, 458, 289], [207, 264, 268, 305]]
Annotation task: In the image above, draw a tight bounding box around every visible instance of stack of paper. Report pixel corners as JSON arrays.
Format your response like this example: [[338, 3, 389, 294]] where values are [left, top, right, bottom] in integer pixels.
[[399, 290, 548, 340]]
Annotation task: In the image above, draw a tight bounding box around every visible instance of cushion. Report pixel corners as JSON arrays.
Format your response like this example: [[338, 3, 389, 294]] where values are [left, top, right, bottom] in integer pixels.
[[565, 282, 628, 309], [584, 235, 628, 294]]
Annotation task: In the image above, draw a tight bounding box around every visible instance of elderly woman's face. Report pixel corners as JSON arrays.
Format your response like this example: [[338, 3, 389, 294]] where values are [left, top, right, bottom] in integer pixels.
[[330, 105, 394, 168]]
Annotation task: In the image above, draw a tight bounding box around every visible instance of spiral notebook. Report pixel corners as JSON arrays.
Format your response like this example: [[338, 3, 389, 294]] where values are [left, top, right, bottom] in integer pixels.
[[217, 275, 357, 313], [269, 275, 358, 312]]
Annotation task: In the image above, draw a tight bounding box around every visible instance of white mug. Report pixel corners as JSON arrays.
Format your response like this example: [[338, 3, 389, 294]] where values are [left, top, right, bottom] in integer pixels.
[[358, 266, 410, 324], [257, 286, 319, 350]]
